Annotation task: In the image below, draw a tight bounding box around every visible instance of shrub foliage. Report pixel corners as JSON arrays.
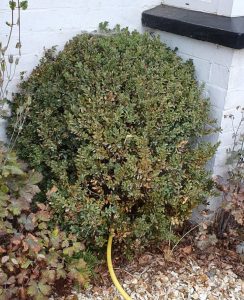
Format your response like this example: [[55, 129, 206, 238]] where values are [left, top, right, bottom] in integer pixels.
[[8, 26, 217, 250], [0, 148, 90, 300]]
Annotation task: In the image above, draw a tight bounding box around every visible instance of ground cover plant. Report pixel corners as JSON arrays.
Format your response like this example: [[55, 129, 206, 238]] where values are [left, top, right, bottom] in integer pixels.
[[8, 24, 218, 253], [0, 147, 91, 300]]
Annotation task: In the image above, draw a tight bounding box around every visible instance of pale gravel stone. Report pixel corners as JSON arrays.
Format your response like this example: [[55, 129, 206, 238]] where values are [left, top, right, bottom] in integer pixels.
[[59, 258, 244, 300]]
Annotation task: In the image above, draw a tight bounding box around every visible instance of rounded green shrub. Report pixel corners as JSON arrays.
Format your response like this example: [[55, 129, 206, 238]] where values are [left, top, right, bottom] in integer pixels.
[[8, 26, 217, 250]]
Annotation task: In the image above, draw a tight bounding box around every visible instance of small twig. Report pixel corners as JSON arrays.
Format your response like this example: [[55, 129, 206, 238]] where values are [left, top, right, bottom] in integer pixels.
[[168, 224, 172, 249], [138, 261, 157, 277], [17, 0, 21, 55], [170, 223, 200, 254], [5, 3, 15, 50], [114, 268, 134, 278]]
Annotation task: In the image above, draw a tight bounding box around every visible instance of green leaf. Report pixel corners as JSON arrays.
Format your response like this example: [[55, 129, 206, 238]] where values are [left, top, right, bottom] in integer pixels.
[[38, 281, 51, 296], [23, 233, 41, 254], [0, 185, 9, 194], [2, 165, 24, 176], [46, 252, 59, 267], [63, 246, 74, 257], [36, 210, 51, 222], [61, 239, 69, 248], [73, 242, 85, 252], [28, 281, 50, 299], [20, 1, 28, 10], [9, 199, 30, 215], [41, 269, 56, 283], [21, 260, 32, 269], [27, 281, 38, 296], [28, 171, 43, 185], [19, 184, 40, 202], [18, 213, 36, 231], [9, 1, 16, 10], [38, 222, 48, 230], [56, 268, 66, 279]]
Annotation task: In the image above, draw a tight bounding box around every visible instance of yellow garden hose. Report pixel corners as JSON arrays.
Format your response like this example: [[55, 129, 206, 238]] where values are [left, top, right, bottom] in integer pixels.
[[107, 232, 132, 300]]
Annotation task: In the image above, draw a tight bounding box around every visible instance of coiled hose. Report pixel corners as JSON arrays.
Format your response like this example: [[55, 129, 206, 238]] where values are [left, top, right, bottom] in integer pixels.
[[107, 232, 132, 300]]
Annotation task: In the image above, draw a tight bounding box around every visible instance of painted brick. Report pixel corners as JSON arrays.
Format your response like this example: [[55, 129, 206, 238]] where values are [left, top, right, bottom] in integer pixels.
[[214, 146, 230, 170], [20, 8, 102, 33], [217, 0, 234, 16], [178, 53, 211, 83], [231, 0, 244, 16], [162, 0, 219, 14], [162, 0, 234, 16], [157, 30, 218, 61], [156, 30, 234, 66], [229, 66, 244, 90], [209, 64, 230, 89], [204, 84, 227, 110], [217, 131, 236, 148], [231, 49, 244, 67], [208, 105, 226, 127], [224, 90, 244, 110], [211, 46, 234, 67]]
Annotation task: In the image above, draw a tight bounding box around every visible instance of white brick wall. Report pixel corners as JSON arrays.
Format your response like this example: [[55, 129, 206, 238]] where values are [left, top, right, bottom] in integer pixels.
[[0, 0, 162, 66], [231, 0, 244, 16], [162, 0, 234, 16], [163, 0, 244, 17]]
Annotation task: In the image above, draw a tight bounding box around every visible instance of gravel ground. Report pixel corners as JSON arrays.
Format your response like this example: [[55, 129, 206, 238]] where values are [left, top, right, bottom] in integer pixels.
[[66, 249, 244, 300]]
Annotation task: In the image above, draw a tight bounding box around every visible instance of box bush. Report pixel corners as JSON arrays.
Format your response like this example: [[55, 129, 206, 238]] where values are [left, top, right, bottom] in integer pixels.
[[8, 26, 217, 251]]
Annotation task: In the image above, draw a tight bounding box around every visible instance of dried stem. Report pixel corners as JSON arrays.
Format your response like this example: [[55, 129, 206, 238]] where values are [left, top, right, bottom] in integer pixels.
[[170, 223, 200, 254]]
